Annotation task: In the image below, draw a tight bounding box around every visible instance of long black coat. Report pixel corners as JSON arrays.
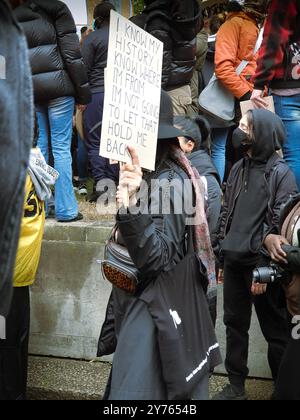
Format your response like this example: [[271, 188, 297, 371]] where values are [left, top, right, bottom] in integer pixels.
[[101, 161, 221, 399], [14, 0, 91, 105]]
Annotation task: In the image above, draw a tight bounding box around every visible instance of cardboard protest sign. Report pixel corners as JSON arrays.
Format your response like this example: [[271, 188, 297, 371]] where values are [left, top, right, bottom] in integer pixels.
[[100, 11, 163, 171], [240, 96, 275, 116]]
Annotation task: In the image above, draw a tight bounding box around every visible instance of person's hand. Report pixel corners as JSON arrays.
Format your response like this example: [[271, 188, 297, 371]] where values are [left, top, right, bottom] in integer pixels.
[[251, 282, 267, 296], [117, 146, 143, 207], [264, 234, 289, 264], [251, 89, 268, 108], [77, 104, 87, 113]]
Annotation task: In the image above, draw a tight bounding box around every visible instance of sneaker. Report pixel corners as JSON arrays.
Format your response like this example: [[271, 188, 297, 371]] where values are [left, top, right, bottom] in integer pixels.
[[57, 213, 84, 223], [73, 178, 80, 191], [78, 183, 88, 196], [212, 384, 247, 401]]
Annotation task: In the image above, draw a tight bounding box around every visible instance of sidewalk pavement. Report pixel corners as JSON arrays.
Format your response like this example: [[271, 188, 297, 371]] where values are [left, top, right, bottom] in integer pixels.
[[28, 356, 274, 400]]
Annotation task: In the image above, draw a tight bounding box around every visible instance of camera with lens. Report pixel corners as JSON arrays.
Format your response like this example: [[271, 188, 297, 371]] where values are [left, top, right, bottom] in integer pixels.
[[252, 243, 300, 285], [253, 262, 287, 285]]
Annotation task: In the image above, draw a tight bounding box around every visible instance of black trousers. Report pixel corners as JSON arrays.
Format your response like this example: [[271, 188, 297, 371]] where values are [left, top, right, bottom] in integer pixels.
[[224, 262, 289, 387], [0, 287, 30, 400]]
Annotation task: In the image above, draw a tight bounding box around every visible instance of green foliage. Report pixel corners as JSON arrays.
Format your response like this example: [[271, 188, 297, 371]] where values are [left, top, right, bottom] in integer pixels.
[[133, 0, 144, 14]]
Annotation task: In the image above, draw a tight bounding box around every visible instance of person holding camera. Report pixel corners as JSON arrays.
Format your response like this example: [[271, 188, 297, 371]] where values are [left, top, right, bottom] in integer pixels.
[[214, 109, 298, 400], [262, 196, 300, 400]]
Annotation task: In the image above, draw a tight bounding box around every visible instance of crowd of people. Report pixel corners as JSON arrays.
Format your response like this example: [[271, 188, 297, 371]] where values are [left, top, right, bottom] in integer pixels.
[[0, 0, 300, 401]]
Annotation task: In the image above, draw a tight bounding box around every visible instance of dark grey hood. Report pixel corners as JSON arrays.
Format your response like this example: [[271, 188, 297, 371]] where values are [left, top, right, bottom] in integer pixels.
[[251, 109, 286, 162]]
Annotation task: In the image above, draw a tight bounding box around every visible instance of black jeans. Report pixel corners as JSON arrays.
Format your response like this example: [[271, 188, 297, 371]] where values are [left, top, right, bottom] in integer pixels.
[[0, 287, 30, 400], [83, 92, 119, 184], [223, 261, 289, 388]]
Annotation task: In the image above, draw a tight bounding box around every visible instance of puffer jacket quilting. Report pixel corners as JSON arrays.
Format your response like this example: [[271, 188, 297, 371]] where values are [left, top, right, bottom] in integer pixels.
[[14, 0, 91, 105]]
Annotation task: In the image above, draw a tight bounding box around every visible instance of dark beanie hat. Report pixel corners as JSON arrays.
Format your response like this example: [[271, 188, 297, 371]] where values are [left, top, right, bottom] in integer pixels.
[[93, 2, 116, 20]]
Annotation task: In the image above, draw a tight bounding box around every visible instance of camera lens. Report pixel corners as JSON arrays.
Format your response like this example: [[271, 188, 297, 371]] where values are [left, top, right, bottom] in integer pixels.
[[252, 266, 277, 284]]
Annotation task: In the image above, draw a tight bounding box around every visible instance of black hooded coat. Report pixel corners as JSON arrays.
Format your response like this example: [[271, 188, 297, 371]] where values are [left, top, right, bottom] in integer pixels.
[[217, 110, 298, 264]]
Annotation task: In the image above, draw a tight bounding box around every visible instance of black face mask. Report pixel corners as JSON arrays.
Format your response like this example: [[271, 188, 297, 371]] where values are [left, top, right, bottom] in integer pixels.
[[232, 127, 252, 149]]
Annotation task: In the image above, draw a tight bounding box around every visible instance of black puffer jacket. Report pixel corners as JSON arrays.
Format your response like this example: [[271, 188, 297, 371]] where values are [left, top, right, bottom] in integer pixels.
[[131, 0, 203, 89], [82, 23, 110, 94], [14, 0, 91, 105]]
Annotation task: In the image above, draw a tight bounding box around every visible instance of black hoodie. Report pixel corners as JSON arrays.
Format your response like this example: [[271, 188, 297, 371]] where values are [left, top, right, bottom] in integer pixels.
[[131, 0, 203, 89], [220, 110, 298, 264]]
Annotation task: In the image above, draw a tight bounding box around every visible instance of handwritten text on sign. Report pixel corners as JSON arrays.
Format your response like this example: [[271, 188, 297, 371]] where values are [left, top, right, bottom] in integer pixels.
[[100, 11, 163, 171]]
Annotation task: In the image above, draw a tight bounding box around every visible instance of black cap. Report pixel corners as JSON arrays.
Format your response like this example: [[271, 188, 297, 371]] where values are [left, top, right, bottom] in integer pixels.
[[93, 2, 116, 20]]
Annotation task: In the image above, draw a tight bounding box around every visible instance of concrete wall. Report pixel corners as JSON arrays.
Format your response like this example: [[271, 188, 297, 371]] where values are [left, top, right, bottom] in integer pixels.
[[30, 221, 271, 378], [30, 221, 113, 361]]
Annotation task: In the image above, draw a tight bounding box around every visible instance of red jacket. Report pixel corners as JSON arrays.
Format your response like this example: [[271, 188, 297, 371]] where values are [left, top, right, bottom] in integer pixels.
[[254, 0, 300, 89]]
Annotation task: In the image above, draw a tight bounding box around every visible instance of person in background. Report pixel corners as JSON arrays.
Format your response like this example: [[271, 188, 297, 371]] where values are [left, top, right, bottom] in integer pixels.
[[200, 12, 231, 184], [189, 5, 228, 117], [251, 0, 300, 190], [131, 0, 203, 116], [15, 0, 91, 222], [82, 2, 119, 202], [71, 116, 89, 197], [0, 0, 33, 318], [75, 25, 92, 197], [211, 0, 268, 182], [188, 26, 208, 116], [174, 115, 222, 237], [80, 26, 92, 48], [0, 117, 58, 400], [262, 197, 300, 400], [214, 109, 298, 400], [174, 115, 222, 327]]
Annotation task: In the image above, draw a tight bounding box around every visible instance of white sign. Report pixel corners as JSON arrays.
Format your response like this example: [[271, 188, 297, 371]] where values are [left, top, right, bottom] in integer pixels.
[[100, 11, 163, 171]]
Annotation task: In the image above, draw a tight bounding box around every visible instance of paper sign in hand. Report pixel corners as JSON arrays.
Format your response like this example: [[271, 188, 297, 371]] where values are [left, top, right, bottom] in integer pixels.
[[240, 96, 275, 116], [100, 11, 163, 171]]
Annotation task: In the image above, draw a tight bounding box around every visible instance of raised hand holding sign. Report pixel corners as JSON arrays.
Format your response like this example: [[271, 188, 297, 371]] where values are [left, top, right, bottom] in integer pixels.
[[117, 146, 143, 208]]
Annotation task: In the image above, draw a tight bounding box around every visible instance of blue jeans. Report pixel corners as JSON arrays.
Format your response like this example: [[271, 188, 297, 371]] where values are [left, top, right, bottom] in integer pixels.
[[36, 96, 78, 221], [211, 128, 229, 183], [274, 94, 300, 190]]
